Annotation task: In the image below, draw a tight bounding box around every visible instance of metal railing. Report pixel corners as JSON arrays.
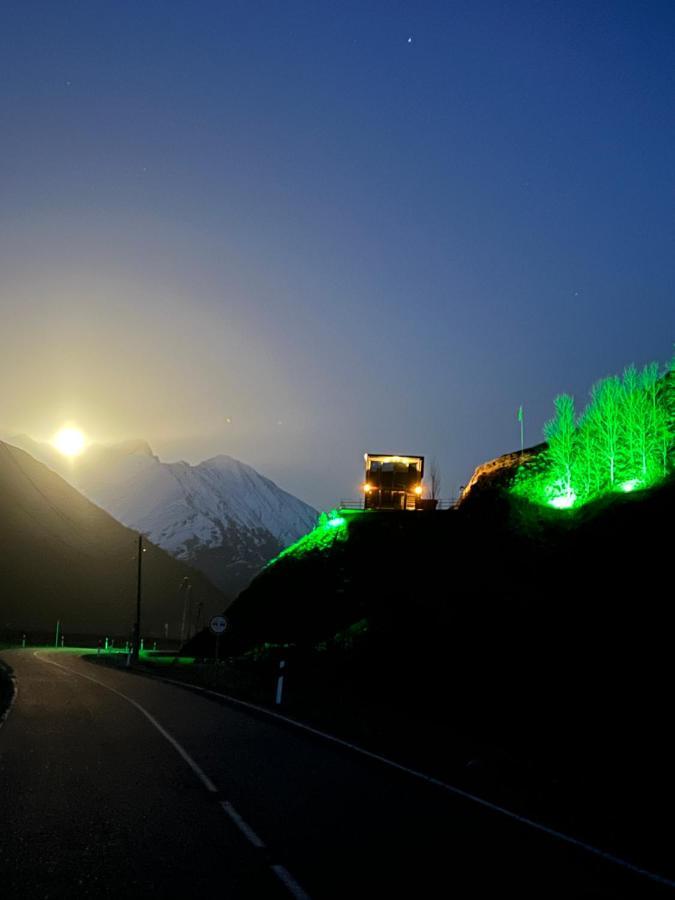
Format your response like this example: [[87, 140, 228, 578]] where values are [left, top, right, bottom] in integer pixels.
[[338, 498, 457, 511]]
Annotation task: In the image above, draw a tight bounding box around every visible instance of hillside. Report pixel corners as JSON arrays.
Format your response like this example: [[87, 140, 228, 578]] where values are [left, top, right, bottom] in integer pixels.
[[0, 442, 227, 639], [186, 453, 675, 796], [182, 459, 675, 873], [11, 436, 317, 597], [192, 464, 675, 656]]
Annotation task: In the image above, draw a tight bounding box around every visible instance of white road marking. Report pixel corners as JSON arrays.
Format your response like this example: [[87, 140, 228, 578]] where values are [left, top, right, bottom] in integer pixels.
[[158, 674, 675, 891], [271, 865, 312, 900], [220, 801, 266, 848], [15, 652, 312, 900], [33, 652, 218, 793]]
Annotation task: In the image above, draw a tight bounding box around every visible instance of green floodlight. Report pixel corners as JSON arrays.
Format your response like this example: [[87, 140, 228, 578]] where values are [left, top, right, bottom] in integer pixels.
[[511, 355, 674, 512], [265, 508, 355, 566], [548, 492, 576, 510]]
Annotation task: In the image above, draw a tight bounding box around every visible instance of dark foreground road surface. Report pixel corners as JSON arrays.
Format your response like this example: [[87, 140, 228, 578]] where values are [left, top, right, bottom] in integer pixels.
[[0, 649, 672, 899]]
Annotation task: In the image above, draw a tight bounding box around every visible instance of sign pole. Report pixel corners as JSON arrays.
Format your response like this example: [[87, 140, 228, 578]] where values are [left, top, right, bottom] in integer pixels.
[[209, 615, 229, 664]]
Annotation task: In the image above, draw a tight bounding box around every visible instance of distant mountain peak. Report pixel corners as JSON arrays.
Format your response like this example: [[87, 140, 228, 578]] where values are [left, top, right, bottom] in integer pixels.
[[110, 438, 156, 458], [11, 435, 317, 598], [199, 453, 246, 469]]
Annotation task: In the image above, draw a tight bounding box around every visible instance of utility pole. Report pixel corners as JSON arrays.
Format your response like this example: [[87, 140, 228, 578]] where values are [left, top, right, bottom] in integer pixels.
[[179, 577, 190, 642], [185, 583, 193, 640], [132, 533, 143, 662]]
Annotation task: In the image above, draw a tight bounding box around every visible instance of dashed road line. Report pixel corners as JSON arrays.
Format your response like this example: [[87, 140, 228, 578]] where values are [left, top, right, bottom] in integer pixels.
[[270, 864, 313, 900], [32, 652, 312, 899], [221, 801, 267, 848]]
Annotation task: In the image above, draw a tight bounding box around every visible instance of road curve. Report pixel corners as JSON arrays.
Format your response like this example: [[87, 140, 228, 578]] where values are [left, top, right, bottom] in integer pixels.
[[0, 649, 671, 898]]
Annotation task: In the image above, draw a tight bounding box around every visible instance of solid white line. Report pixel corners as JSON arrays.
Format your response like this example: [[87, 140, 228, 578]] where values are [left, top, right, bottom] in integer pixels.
[[220, 801, 267, 848], [33, 652, 218, 793], [157, 674, 675, 890], [270, 864, 312, 900]]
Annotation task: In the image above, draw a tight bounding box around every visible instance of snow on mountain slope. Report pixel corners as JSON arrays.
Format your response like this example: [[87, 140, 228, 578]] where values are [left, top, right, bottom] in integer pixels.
[[10, 436, 317, 597]]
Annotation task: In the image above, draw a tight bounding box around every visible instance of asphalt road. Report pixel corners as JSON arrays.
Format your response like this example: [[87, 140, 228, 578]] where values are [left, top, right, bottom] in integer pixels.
[[0, 649, 672, 899]]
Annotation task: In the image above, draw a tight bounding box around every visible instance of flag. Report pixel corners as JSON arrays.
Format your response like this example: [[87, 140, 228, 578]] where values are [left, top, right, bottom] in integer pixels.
[[517, 405, 523, 422]]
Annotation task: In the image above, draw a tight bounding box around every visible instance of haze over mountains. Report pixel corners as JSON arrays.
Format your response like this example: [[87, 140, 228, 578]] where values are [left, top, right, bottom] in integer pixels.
[[0, 441, 226, 637], [11, 436, 317, 597]]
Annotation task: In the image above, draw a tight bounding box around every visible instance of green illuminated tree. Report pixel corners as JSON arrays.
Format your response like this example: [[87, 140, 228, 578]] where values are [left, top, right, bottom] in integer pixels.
[[620, 364, 641, 479], [654, 359, 674, 476], [587, 376, 623, 485], [574, 408, 597, 499], [512, 354, 674, 511], [638, 362, 661, 479], [543, 393, 577, 500]]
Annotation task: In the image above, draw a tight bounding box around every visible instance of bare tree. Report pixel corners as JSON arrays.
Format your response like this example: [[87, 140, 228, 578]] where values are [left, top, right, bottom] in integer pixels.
[[544, 393, 576, 499], [429, 457, 442, 500], [587, 376, 623, 485]]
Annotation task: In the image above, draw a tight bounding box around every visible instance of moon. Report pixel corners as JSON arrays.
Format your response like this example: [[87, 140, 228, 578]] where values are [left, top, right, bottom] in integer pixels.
[[52, 426, 87, 457]]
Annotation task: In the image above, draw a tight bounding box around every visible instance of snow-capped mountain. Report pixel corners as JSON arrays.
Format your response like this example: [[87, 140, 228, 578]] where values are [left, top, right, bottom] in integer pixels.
[[10, 436, 317, 598]]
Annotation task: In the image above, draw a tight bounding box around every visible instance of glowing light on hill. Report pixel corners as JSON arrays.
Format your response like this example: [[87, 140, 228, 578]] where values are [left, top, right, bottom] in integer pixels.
[[511, 356, 674, 512], [52, 427, 87, 457], [549, 492, 576, 510], [266, 509, 355, 567]]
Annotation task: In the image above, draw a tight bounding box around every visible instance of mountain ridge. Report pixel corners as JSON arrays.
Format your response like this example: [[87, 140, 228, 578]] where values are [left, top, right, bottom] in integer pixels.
[[0, 441, 227, 636], [10, 436, 317, 596]]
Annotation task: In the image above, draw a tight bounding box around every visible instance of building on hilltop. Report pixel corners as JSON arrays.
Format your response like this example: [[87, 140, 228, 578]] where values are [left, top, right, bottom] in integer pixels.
[[363, 453, 424, 510]]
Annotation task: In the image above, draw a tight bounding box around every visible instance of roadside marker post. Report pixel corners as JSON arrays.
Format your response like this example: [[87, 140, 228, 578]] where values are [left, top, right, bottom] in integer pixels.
[[275, 660, 286, 705], [21, 634, 26, 649]]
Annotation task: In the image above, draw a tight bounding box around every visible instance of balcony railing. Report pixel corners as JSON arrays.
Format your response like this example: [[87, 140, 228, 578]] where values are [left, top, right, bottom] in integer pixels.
[[338, 498, 457, 511]]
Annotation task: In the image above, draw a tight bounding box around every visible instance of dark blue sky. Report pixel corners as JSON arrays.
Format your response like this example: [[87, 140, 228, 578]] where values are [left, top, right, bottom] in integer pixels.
[[1, 1, 674, 508]]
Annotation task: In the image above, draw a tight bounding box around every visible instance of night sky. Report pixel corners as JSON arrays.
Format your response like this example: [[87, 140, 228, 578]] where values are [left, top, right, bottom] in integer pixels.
[[1, 1, 674, 509]]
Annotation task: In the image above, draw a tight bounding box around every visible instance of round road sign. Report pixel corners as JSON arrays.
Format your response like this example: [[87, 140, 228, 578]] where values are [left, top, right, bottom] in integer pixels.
[[209, 615, 228, 635]]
